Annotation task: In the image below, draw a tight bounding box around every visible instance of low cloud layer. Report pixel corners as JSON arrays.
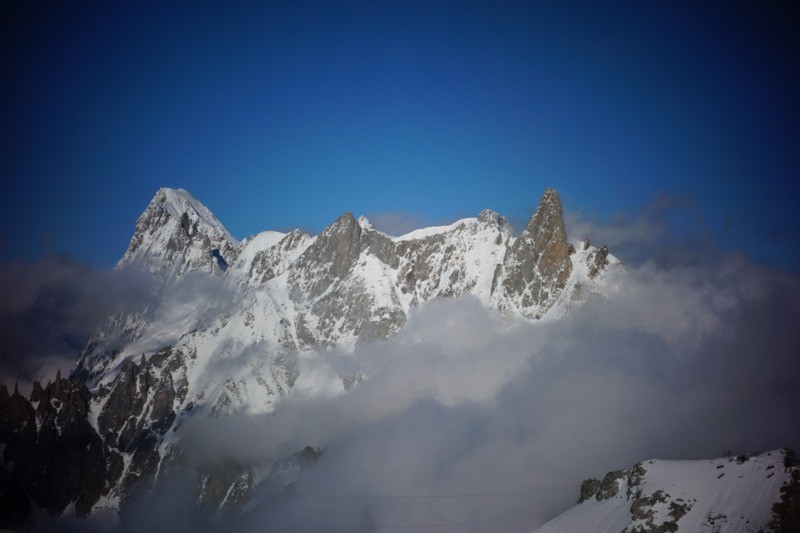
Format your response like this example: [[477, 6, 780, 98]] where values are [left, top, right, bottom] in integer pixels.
[[4, 224, 799, 532], [170, 253, 800, 532], [564, 195, 716, 269], [0, 256, 152, 390], [0, 257, 235, 392]]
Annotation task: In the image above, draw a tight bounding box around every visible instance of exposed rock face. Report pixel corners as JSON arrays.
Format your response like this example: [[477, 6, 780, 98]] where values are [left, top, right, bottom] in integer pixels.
[[0, 375, 123, 522], [0, 347, 192, 528], [285, 205, 526, 348], [588, 245, 610, 279], [1, 186, 621, 528], [392, 212, 511, 304], [243, 230, 313, 286], [491, 188, 572, 318], [288, 213, 409, 348], [294, 212, 363, 296], [95, 347, 186, 493]]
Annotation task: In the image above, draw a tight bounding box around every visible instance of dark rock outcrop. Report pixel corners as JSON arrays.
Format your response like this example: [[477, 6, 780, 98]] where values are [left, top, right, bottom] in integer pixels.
[[290, 212, 362, 300], [96, 347, 185, 493], [0, 376, 122, 524], [0, 344, 190, 529]]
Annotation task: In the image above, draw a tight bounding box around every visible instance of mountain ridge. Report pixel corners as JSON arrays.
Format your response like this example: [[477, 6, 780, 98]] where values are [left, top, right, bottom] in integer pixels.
[[75, 187, 619, 388], [1, 187, 796, 531], [2, 186, 624, 528]]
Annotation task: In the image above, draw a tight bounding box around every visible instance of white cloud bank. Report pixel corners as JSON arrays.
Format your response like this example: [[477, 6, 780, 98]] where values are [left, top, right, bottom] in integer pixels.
[[6, 215, 798, 532], [160, 253, 800, 532]]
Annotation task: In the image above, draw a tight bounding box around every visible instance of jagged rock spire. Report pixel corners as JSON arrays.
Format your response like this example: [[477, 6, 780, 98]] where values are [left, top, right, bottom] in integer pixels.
[[490, 188, 572, 318], [30, 381, 44, 403]]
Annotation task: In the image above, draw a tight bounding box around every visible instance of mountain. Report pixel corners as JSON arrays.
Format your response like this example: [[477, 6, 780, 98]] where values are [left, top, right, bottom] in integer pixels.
[[74, 187, 618, 409], [0, 187, 621, 527], [118, 187, 240, 277], [535, 449, 800, 532]]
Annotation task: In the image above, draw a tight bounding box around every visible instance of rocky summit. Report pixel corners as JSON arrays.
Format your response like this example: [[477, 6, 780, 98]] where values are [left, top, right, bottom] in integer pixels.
[[0, 187, 620, 527]]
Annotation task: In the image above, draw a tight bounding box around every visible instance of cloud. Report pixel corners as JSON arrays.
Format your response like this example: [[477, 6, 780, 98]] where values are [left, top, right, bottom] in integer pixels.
[[0, 257, 238, 393], [166, 253, 800, 532], [0, 256, 155, 391], [563, 194, 712, 268], [109, 271, 239, 358], [6, 228, 798, 532]]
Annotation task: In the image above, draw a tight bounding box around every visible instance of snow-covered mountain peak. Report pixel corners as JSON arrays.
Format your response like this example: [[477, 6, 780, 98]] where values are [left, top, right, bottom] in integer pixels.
[[240, 230, 287, 251], [10, 186, 798, 531], [78, 186, 620, 413], [117, 188, 240, 278], [37, 185, 633, 521], [392, 217, 473, 242], [230, 229, 313, 287], [157, 187, 237, 243]]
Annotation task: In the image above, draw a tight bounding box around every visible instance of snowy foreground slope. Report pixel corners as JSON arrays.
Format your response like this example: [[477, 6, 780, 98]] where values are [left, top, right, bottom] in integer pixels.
[[535, 449, 800, 533]]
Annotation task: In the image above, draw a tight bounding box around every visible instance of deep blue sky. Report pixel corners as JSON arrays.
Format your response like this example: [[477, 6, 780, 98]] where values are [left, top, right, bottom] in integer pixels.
[[2, 2, 798, 269]]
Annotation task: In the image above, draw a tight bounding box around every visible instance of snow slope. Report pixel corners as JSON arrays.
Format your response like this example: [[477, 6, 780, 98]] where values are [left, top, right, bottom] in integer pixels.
[[535, 449, 799, 532]]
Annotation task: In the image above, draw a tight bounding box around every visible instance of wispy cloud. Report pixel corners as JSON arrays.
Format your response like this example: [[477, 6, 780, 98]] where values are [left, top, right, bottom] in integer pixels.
[[0, 256, 153, 391], [564, 194, 712, 267]]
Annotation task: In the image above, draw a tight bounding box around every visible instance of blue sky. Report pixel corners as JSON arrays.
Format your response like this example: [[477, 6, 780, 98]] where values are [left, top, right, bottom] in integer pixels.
[[2, 2, 798, 269]]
